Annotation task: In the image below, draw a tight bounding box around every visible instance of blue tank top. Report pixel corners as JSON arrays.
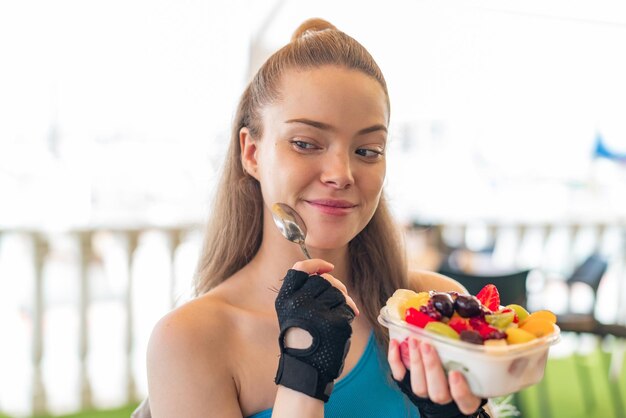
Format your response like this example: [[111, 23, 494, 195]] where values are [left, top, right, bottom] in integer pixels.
[[247, 332, 420, 418]]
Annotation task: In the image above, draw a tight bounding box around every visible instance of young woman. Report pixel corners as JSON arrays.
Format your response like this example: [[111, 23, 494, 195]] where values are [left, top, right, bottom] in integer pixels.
[[134, 18, 490, 418]]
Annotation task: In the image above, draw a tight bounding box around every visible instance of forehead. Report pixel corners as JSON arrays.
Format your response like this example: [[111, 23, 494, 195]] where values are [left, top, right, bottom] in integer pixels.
[[264, 66, 389, 129]]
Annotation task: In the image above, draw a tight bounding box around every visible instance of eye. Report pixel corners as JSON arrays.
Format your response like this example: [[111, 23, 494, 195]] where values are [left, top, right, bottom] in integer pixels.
[[291, 139, 320, 151], [355, 148, 384, 160]]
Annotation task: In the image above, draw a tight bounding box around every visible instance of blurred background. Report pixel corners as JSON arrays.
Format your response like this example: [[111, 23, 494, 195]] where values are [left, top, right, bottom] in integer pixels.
[[1, 0, 626, 417]]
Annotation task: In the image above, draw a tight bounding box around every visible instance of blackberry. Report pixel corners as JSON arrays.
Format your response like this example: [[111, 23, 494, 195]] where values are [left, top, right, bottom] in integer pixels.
[[419, 302, 443, 321]]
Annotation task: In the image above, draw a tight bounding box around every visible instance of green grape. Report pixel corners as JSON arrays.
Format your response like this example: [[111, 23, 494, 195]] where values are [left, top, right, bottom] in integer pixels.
[[425, 321, 460, 340], [506, 304, 530, 323]]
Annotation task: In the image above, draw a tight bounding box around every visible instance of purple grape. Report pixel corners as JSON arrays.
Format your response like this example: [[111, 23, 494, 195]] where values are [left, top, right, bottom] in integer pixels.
[[460, 330, 484, 345], [484, 330, 507, 340], [454, 295, 481, 318], [431, 293, 454, 318]]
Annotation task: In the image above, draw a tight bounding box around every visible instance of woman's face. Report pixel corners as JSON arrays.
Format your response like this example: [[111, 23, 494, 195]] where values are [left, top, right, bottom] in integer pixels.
[[242, 65, 389, 250]]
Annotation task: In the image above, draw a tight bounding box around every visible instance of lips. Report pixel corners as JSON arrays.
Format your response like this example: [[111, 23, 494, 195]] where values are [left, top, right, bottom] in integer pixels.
[[305, 199, 357, 216], [306, 199, 357, 208]]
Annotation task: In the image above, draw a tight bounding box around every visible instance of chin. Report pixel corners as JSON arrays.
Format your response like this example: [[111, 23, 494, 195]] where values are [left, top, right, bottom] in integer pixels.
[[305, 231, 356, 252]]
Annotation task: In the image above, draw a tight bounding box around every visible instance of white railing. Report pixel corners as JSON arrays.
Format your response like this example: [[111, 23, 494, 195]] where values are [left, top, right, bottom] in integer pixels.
[[0, 225, 202, 417], [0, 220, 625, 417]]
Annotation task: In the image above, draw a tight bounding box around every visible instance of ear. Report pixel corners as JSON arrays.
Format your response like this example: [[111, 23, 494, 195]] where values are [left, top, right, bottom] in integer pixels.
[[240, 127, 260, 180]]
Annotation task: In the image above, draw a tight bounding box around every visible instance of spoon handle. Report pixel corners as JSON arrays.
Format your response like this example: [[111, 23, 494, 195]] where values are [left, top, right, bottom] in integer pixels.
[[300, 243, 312, 259]]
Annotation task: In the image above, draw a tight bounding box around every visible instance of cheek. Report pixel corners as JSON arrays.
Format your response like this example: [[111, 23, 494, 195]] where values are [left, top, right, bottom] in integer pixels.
[[258, 164, 300, 204], [362, 168, 385, 200], [255, 145, 284, 197], [257, 142, 300, 181]]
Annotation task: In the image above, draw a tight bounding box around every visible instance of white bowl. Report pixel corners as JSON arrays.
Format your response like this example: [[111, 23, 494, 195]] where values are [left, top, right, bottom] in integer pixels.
[[378, 306, 560, 398]]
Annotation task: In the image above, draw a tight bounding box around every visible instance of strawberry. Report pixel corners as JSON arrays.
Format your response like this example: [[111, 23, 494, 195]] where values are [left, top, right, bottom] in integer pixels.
[[405, 307, 437, 328], [476, 284, 500, 311], [469, 317, 488, 329], [448, 317, 470, 334], [475, 322, 500, 339], [469, 318, 506, 340], [468, 317, 491, 337]]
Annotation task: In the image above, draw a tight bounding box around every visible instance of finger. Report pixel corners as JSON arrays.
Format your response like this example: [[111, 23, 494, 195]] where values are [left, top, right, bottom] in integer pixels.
[[320, 273, 359, 315], [296, 273, 359, 317], [292, 259, 334, 275], [343, 295, 359, 316], [280, 269, 311, 293], [408, 338, 428, 398], [320, 273, 347, 294], [315, 285, 359, 317], [448, 371, 482, 415], [420, 342, 452, 404], [399, 339, 410, 369], [387, 339, 407, 382], [316, 284, 347, 308], [299, 275, 332, 299]]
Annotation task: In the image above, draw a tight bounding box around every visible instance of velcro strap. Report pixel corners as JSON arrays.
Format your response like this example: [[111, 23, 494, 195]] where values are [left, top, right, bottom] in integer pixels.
[[275, 354, 333, 402]]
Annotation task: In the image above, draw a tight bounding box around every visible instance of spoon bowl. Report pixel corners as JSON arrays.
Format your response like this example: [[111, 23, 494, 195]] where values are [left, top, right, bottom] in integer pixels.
[[271, 203, 311, 259]]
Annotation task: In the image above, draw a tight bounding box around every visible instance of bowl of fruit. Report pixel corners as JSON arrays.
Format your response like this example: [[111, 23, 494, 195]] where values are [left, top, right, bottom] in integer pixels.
[[378, 284, 560, 398]]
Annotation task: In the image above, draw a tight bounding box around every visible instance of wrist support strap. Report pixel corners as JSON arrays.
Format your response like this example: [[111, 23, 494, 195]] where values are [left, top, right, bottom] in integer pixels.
[[274, 270, 355, 402], [395, 373, 490, 418]]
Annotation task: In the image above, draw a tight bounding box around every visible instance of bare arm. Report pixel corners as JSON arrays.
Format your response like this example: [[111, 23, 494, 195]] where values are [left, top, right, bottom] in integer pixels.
[[271, 387, 323, 418], [147, 303, 243, 418], [409, 270, 469, 294]]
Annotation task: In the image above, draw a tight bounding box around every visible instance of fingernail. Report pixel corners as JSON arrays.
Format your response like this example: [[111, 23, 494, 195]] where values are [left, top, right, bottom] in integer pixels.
[[421, 342, 431, 354], [410, 338, 418, 349]]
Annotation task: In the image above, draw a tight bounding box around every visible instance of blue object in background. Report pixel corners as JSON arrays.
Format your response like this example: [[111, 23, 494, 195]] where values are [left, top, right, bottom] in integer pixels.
[[593, 132, 626, 162]]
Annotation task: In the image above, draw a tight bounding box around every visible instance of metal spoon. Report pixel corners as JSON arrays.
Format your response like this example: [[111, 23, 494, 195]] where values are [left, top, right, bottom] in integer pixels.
[[270, 202, 311, 259]]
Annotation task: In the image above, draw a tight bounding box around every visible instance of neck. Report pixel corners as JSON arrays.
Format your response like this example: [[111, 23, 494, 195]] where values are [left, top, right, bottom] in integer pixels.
[[245, 215, 353, 299]]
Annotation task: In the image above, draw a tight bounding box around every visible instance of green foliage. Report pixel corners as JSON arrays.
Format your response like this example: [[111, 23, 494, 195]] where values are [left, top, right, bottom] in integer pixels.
[[48, 404, 138, 418], [21, 404, 138, 418], [518, 349, 626, 418]]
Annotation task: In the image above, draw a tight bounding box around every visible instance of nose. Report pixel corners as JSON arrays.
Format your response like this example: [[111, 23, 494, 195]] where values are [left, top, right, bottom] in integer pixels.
[[320, 150, 354, 189]]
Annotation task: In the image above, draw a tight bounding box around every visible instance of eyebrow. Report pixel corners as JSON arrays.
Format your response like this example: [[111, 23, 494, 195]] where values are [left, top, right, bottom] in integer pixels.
[[285, 118, 387, 135]]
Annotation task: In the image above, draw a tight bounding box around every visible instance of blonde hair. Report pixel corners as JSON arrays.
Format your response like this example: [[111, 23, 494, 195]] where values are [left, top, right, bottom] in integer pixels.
[[195, 18, 409, 346]]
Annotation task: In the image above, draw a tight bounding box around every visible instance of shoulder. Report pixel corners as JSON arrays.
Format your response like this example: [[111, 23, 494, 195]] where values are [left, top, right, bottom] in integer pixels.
[[148, 294, 235, 359], [147, 294, 243, 416], [408, 269, 469, 294]]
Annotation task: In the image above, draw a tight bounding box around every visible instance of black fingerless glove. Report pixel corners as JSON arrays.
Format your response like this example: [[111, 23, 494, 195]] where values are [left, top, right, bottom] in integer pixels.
[[274, 269, 355, 402], [395, 373, 490, 418]]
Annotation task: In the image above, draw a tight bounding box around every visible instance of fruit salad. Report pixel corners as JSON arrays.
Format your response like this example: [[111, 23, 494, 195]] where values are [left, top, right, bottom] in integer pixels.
[[385, 284, 557, 346]]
